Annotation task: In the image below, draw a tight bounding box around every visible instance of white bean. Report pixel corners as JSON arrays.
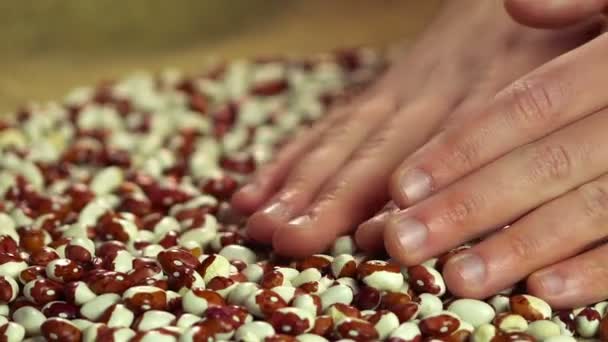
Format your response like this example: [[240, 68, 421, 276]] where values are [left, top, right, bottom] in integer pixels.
[[330, 236, 356, 256], [291, 268, 322, 287], [12, 306, 45, 336], [544, 336, 577, 342], [487, 294, 510, 314], [80, 293, 121, 321], [242, 264, 264, 283], [389, 321, 421, 341], [228, 282, 259, 306], [90, 166, 124, 195], [296, 334, 329, 342], [320, 284, 354, 311], [526, 320, 561, 340], [471, 323, 497, 342], [419, 293, 443, 318], [371, 310, 399, 340], [234, 321, 275, 342], [448, 299, 495, 327], [0, 322, 25, 342], [219, 245, 257, 265]]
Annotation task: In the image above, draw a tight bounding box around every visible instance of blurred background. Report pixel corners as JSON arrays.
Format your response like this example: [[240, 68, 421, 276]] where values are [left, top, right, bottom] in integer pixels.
[[0, 0, 440, 112]]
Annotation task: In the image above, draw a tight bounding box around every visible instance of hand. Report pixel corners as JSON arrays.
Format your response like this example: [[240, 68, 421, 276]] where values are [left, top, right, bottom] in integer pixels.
[[232, 0, 596, 258], [382, 0, 608, 308]]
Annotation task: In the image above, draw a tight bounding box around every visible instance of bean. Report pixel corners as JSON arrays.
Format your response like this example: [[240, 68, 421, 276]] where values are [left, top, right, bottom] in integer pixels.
[[526, 320, 561, 340], [419, 293, 443, 319], [510, 295, 552, 321], [320, 284, 354, 311], [235, 321, 276, 341], [447, 299, 495, 328]]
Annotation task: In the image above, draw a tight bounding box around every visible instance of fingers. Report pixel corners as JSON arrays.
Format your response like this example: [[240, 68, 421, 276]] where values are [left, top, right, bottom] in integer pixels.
[[354, 35, 579, 255], [528, 243, 608, 308], [390, 33, 608, 207], [355, 214, 389, 253], [355, 97, 495, 254], [231, 100, 351, 215], [442, 172, 608, 302], [505, 0, 608, 28], [245, 93, 398, 243], [385, 109, 608, 266], [271, 99, 449, 257], [356, 201, 399, 253]]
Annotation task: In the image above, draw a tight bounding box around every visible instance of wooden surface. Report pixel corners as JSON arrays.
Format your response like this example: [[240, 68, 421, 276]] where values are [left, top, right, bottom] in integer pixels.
[[0, 1, 440, 112]]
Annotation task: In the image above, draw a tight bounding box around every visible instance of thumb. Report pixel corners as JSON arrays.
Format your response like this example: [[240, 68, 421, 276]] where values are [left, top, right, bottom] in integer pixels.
[[505, 0, 608, 28]]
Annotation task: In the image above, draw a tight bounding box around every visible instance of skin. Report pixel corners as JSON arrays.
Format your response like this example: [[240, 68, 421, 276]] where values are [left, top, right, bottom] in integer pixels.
[[385, 0, 608, 308], [232, 0, 608, 307]]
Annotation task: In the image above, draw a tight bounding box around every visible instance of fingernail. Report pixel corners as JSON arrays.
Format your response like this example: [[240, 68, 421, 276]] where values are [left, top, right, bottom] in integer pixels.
[[380, 201, 399, 214], [392, 216, 428, 252], [261, 201, 291, 221], [288, 215, 312, 227], [238, 183, 259, 195], [380, 201, 399, 212], [533, 270, 564, 295], [366, 210, 390, 224], [361, 203, 400, 227], [400, 169, 432, 203], [448, 252, 486, 283]]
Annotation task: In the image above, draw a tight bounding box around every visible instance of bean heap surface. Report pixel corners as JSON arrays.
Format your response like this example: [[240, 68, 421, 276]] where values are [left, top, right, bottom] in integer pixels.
[[0, 49, 605, 342]]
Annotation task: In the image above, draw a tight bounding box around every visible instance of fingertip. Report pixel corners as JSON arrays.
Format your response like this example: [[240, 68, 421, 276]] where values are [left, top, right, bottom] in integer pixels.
[[503, 0, 540, 26], [525, 272, 546, 297], [504, 0, 563, 28], [505, 0, 608, 28], [441, 253, 489, 299], [526, 271, 568, 309], [232, 157, 292, 214], [442, 267, 483, 300], [245, 210, 284, 244], [231, 186, 267, 215], [272, 216, 336, 258], [384, 217, 404, 263], [389, 168, 409, 208], [355, 216, 387, 253], [389, 167, 433, 208], [384, 216, 423, 266]]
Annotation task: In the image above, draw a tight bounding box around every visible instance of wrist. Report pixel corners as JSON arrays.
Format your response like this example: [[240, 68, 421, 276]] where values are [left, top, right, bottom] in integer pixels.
[[418, 0, 521, 43], [434, 0, 507, 27]]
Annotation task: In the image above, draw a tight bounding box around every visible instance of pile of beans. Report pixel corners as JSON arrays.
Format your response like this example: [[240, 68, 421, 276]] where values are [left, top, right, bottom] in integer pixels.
[[0, 49, 605, 342]]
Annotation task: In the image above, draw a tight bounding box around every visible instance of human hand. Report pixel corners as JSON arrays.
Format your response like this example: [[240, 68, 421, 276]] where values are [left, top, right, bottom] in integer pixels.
[[382, 0, 608, 308], [232, 0, 597, 258]]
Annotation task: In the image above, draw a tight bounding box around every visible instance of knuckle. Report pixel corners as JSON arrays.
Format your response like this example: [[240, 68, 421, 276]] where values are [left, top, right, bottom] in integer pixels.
[[283, 145, 341, 191], [283, 174, 309, 193], [272, 138, 303, 164], [448, 136, 481, 173], [505, 231, 543, 261], [501, 76, 570, 135], [389, 167, 406, 200], [321, 114, 363, 146], [316, 180, 348, 204], [284, 163, 319, 192], [358, 93, 399, 114], [320, 94, 397, 147], [435, 133, 481, 178], [350, 130, 392, 163], [571, 257, 608, 287], [301, 142, 337, 168], [524, 143, 573, 184], [503, 78, 562, 129], [577, 181, 608, 221], [437, 193, 485, 226]]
